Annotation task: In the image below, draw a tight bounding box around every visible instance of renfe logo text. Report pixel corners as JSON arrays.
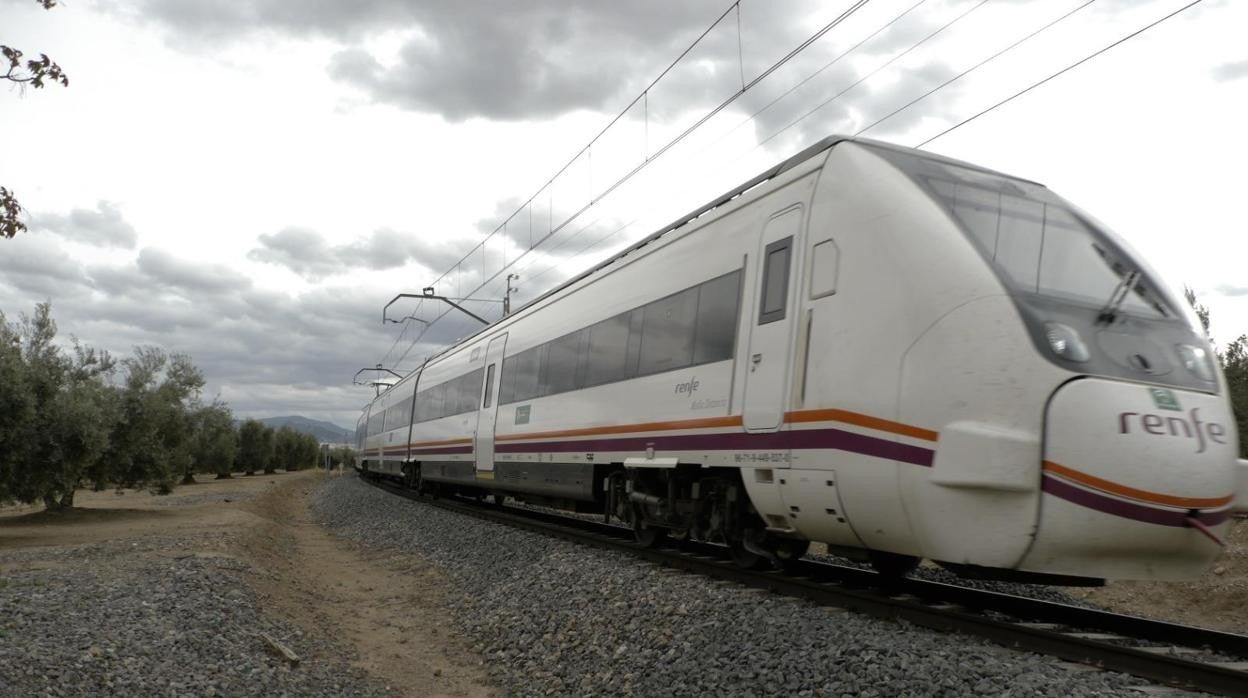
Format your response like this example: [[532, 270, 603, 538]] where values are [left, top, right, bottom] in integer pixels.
[[1118, 407, 1227, 454]]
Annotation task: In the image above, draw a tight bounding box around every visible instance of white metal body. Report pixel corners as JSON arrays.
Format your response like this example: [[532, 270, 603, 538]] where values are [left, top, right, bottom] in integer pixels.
[[359, 137, 1240, 581]]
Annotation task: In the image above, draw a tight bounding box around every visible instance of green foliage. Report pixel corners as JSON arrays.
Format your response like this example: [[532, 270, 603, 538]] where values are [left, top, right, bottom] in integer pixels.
[[97, 346, 204, 494], [0, 304, 117, 509], [237, 419, 273, 476], [273, 425, 299, 471], [189, 400, 238, 481], [2, 1, 67, 240], [328, 446, 355, 469], [1183, 286, 1211, 338], [293, 433, 320, 471], [0, 187, 26, 240], [1222, 335, 1248, 459]]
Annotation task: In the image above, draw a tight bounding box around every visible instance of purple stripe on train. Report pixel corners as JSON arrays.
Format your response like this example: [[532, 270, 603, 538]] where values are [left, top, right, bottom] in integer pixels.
[[1042, 474, 1231, 528], [492, 427, 935, 467]]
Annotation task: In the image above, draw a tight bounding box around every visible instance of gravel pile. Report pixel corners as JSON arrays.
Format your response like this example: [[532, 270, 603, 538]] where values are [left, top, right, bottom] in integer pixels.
[[313, 475, 1158, 696], [0, 536, 386, 697]]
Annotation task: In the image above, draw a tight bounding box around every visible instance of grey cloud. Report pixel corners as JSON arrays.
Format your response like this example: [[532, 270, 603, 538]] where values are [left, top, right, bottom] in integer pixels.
[[0, 238, 409, 425], [32, 201, 138, 248], [118, 0, 793, 121], [1216, 283, 1248, 297], [1212, 59, 1248, 82], [248, 227, 472, 280], [137, 248, 253, 294], [246, 227, 338, 279]]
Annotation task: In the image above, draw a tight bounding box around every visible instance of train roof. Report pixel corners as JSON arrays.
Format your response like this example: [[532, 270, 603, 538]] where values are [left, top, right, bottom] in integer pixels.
[[370, 135, 1043, 399]]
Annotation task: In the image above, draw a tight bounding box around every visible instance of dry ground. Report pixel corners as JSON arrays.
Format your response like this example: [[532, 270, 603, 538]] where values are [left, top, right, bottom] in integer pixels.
[[1064, 518, 1248, 633], [0, 471, 496, 697]]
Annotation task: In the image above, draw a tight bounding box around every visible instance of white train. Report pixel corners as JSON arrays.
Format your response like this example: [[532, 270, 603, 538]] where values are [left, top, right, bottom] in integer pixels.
[[357, 136, 1247, 583]]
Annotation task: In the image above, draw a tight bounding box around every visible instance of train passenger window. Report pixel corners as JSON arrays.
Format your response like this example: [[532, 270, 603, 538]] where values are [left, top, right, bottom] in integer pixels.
[[584, 311, 633, 387], [639, 286, 697, 375], [498, 355, 517, 404], [464, 368, 483, 413], [508, 346, 543, 403], [428, 383, 446, 420], [759, 236, 793, 324], [544, 329, 585, 395], [693, 270, 741, 364], [483, 364, 495, 408]]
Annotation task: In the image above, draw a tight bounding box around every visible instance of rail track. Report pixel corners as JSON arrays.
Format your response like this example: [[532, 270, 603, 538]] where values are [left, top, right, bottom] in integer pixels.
[[358, 472, 1248, 696]]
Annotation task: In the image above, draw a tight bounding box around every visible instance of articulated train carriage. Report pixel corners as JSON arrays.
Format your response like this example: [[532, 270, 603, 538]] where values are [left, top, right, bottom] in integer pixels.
[[357, 136, 1248, 584]]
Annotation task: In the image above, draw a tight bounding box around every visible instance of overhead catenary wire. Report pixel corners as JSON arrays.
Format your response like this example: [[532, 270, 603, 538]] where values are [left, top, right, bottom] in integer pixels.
[[855, 0, 1097, 137], [378, 0, 879, 372], [918, 0, 1205, 147], [756, 0, 990, 152], [380, 0, 1204, 376]]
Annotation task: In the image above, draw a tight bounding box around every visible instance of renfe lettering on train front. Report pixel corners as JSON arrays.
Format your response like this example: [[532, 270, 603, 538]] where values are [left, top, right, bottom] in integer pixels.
[[1118, 407, 1227, 453]]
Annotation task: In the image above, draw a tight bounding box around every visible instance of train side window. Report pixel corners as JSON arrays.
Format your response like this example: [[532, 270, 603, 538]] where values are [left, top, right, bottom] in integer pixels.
[[759, 236, 792, 324], [510, 346, 542, 403], [465, 368, 483, 412], [428, 383, 446, 420], [483, 364, 496, 408], [584, 311, 632, 387], [693, 270, 742, 364], [625, 308, 643, 378], [499, 355, 517, 404], [638, 286, 697, 375], [544, 329, 584, 395]]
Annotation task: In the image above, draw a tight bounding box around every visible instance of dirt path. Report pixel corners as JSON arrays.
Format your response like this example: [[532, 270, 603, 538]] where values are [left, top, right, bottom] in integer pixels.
[[0, 471, 496, 697], [239, 473, 496, 697], [1064, 518, 1248, 634]]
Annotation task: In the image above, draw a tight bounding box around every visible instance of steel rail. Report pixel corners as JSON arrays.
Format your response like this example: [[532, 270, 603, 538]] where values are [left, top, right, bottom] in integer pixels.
[[358, 473, 1248, 696]]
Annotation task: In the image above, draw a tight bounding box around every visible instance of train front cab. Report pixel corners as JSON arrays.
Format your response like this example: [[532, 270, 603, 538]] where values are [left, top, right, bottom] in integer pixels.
[[843, 140, 1241, 582], [1019, 378, 1238, 580]]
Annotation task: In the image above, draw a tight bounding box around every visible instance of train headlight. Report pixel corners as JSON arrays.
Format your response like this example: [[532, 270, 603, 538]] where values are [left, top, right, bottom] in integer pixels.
[[1177, 344, 1216, 382], [1045, 323, 1089, 362]]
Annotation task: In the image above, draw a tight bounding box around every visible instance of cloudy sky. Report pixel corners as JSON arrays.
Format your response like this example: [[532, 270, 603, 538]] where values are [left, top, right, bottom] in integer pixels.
[[1, 0, 1245, 429]]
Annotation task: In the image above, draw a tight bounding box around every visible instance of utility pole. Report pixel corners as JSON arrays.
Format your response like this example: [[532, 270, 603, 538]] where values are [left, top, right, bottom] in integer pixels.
[[504, 273, 520, 317]]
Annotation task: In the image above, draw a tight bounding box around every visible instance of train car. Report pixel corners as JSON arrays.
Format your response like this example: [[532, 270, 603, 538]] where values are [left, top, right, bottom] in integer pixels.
[[359, 135, 1247, 583]]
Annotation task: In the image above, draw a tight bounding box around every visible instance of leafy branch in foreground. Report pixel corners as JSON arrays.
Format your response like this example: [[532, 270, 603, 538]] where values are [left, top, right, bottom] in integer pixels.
[[1, 0, 67, 240]]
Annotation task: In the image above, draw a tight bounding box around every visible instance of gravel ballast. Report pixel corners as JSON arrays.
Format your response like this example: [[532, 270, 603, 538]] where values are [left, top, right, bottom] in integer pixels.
[[312, 474, 1158, 697], [0, 535, 386, 697]]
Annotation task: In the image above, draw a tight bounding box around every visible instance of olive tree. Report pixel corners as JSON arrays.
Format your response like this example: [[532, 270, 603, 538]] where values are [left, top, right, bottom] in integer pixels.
[[0, 304, 115, 509], [237, 419, 273, 476], [97, 346, 204, 494], [189, 399, 238, 482]]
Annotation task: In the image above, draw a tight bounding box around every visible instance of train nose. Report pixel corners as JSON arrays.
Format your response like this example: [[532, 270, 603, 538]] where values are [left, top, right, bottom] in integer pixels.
[[1019, 378, 1238, 580]]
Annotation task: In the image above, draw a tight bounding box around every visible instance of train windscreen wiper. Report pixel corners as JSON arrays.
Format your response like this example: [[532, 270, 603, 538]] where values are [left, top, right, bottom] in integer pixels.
[[1096, 269, 1139, 325]]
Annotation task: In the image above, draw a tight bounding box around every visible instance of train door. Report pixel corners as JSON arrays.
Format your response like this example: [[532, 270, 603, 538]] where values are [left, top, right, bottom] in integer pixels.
[[474, 333, 508, 475], [743, 206, 803, 432]]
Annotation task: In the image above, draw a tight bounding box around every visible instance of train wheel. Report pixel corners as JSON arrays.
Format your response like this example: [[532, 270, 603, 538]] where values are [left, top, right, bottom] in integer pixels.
[[631, 505, 667, 547], [728, 539, 770, 570], [492, 494, 505, 507], [868, 551, 919, 578], [769, 538, 810, 573]]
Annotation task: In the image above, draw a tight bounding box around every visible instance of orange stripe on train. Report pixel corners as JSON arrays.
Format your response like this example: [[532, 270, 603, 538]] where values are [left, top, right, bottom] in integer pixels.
[[1043, 460, 1233, 509], [488, 408, 936, 444]]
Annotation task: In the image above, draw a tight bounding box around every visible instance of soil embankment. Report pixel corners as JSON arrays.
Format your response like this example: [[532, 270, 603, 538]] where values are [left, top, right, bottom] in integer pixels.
[[0, 471, 494, 697]]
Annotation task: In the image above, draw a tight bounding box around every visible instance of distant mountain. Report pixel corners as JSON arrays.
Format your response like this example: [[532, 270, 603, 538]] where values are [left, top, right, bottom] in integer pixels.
[[255, 416, 354, 444]]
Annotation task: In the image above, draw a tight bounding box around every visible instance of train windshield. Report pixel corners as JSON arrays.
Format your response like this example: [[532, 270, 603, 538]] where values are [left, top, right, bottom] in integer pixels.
[[877, 147, 1177, 320]]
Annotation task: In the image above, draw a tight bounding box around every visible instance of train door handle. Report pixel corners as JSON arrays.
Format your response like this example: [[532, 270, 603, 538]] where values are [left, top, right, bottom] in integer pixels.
[[751, 353, 762, 372]]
